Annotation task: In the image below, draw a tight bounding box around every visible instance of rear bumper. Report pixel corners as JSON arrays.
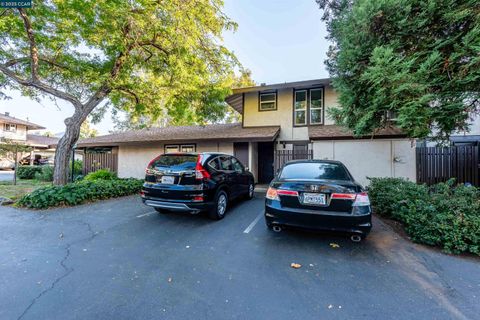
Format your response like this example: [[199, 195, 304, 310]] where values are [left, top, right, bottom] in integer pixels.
[[265, 201, 372, 236], [141, 196, 214, 213]]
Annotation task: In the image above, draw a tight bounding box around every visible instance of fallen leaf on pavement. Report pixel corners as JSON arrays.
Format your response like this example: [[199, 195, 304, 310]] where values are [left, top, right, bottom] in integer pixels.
[[290, 263, 302, 269], [329, 243, 340, 248]]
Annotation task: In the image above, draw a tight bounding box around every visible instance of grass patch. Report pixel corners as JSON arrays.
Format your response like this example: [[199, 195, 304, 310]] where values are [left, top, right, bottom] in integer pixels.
[[0, 179, 51, 201]]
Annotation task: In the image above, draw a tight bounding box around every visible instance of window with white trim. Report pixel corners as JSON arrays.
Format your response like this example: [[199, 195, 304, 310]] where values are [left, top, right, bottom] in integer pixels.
[[164, 144, 196, 153], [309, 88, 323, 124], [259, 92, 276, 111], [4, 123, 17, 132], [294, 88, 324, 126], [294, 90, 307, 125]]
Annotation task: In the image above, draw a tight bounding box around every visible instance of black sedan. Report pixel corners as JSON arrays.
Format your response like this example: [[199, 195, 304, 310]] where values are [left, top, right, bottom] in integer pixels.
[[265, 160, 372, 241], [141, 152, 255, 220]]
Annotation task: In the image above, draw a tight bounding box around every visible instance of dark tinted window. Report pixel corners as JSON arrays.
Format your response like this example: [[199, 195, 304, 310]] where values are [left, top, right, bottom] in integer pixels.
[[231, 158, 244, 173], [280, 162, 351, 180], [150, 155, 198, 170], [219, 156, 233, 171], [208, 157, 220, 170]]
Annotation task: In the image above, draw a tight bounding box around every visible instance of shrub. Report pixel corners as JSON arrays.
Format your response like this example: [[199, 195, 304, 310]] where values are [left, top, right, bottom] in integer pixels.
[[84, 169, 117, 181], [17, 166, 42, 179], [17, 178, 143, 209], [368, 178, 480, 255], [72, 160, 83, 176], [34, 166, 54, 182]]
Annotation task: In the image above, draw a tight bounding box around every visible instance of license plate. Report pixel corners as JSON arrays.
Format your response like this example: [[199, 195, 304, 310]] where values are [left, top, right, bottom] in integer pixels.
[[160, 176, 175, 184], [302, 193, 326, 205]]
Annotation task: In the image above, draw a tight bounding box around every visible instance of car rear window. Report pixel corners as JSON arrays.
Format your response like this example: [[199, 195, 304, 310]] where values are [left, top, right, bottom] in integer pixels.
[[149, 155, 198, 170], [280, 162, 351, 181]]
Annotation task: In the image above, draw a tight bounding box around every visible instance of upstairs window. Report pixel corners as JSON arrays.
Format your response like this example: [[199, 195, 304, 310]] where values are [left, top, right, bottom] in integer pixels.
[[309, 89, 323, 124], [4, 123, 17, 132], [294, 90, 307, 125], [259, 92, 277, 111], [294, 88, 324, 126]]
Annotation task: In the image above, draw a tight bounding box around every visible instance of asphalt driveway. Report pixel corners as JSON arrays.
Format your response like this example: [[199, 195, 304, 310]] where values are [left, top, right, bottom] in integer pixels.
[[0, 194, 479, 320], [0, 170, 14, 182]]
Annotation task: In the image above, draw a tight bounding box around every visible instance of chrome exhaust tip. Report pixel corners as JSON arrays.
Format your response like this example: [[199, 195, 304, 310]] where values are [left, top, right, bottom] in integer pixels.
[[350, 235, 362, 242], [272, 225, 282, 233]]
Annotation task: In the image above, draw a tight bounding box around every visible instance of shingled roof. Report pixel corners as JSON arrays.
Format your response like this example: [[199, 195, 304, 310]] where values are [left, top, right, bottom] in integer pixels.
[[0, 113, 45, 130], [77, 123, 280, 147], [309, 125, 405, 140], [26, 134, 59, 148]]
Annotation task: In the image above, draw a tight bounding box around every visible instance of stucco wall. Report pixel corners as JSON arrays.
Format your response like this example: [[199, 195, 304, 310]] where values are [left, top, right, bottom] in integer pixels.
[[312, 139, 416, 186], [0, 123, 27, 141], [242, 85, 338, 141], [117, 141, 234, 178]]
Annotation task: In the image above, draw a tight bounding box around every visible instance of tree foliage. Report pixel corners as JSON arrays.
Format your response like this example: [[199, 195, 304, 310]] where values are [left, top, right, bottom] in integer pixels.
[[0, 0, 239, 184], [317, 0, 480, 139]]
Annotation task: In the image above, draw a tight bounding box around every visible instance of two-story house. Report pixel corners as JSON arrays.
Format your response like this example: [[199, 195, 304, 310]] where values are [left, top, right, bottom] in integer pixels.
[[0, 112, 45, 142], [77, 78, 417, 185]]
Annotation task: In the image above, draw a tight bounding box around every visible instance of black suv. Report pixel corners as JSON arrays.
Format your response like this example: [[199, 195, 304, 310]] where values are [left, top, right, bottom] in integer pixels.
[[141, 152, 255, 219]]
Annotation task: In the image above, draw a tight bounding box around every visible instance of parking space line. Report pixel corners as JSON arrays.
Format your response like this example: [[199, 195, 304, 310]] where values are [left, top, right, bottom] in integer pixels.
[[136, 211, 156, 218], [243, 211, 264, 234]]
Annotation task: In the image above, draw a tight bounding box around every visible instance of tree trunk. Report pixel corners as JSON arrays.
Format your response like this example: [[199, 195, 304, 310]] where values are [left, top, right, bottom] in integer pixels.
[[53, 113, 84, 185]]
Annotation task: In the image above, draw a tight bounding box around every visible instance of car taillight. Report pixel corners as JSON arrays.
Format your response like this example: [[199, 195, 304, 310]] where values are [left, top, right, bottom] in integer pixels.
[[266, 187, 279, 200], [266, 187, 298, 200], [195, 155, 211, 180], [146, 155, 161, 174], [353, 192, 370, 206], [331, 193, 357, 200]]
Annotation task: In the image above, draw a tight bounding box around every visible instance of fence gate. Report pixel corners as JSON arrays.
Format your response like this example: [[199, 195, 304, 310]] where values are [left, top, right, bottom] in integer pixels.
[[274, 149, 313, 172], [83, 147, 118, 175], [416, 146, 479, 186]]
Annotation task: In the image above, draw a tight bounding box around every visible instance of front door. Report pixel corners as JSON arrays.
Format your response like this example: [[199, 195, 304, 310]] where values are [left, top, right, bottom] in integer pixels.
[[258, 142, 274, 184], [234, 142, 249, 167]]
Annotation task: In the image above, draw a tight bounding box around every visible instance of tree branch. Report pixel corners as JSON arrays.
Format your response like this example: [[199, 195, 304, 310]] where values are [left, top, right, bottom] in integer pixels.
[[0, 63, 82, 108], [115, 86, 140, 104], [5, 56, 69, 70], [17, 8, 39, 81]]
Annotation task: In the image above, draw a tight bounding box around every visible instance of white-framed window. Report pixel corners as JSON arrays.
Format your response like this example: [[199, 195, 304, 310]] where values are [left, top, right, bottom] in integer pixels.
[[309, 88, 323, 124], [259, 92, 277, 111], [294, 90, 307, 126], [4, 123, 17, 132], [164, 144, 196, 153], [181, 144, 195, 152]]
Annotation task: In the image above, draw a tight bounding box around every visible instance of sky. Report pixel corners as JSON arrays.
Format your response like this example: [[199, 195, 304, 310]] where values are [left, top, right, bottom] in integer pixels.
[[0, 0, 330, 135]]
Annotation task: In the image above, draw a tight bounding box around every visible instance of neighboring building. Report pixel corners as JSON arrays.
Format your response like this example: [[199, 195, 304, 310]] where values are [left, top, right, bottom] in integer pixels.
[[0, 112, 45, 142], [77, 78, 417, 186], [0, 112, 58, 163]]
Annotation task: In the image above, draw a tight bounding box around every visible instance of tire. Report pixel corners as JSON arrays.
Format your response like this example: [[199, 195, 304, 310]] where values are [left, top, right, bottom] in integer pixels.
[[208, 190, 228, 220], [245, 183, 254, 200], [155, 208, 169, 214], [265, 218, 273, 230]]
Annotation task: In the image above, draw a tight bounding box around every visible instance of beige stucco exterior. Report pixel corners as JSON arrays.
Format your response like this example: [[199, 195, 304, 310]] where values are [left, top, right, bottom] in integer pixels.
[[312, 139, 416, 186], [117, 142, 234, 179], [242, 85, 338, 141], [0, 122, 28, 141]]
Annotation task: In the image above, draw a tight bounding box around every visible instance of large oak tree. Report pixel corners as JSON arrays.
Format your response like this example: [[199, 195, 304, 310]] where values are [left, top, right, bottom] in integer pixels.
[[317, 0, 480, 140], [0, 0, 238, 184]]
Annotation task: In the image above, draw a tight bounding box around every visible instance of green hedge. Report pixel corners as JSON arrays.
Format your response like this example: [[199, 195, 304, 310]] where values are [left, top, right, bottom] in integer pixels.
[[34, 166, 54, 181], [17, 178, 143, 209], [17, 166, 43, 179], [368, 178, 480, 255]]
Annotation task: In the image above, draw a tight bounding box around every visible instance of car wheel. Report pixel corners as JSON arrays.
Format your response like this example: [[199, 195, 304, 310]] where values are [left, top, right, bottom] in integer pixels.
[[245, 183, 254, 200], [265, 219, 273, 229], [208, 190, 228, 220], [154, 208, 169, 214]]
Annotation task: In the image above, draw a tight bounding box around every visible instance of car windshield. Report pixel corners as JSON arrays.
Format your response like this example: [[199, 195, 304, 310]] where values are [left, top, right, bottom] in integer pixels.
[[280, 162, 351, 181], [150, 155, 198, 171]]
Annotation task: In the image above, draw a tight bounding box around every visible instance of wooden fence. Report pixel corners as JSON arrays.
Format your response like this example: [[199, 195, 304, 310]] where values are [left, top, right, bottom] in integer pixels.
[[274, 149, 313, 172], [416, 146, 479, 186], [83, 152, 118, 175]]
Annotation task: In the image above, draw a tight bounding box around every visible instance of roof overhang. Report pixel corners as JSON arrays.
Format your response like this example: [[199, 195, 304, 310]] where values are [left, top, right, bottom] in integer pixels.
[[74, 124, 281, 148], [309, 125, 407, 140]]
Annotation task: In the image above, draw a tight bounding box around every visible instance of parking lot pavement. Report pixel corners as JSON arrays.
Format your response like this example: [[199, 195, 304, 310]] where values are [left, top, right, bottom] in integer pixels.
[[0, 170, 14, 182], [0, 195, 479, 320]]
